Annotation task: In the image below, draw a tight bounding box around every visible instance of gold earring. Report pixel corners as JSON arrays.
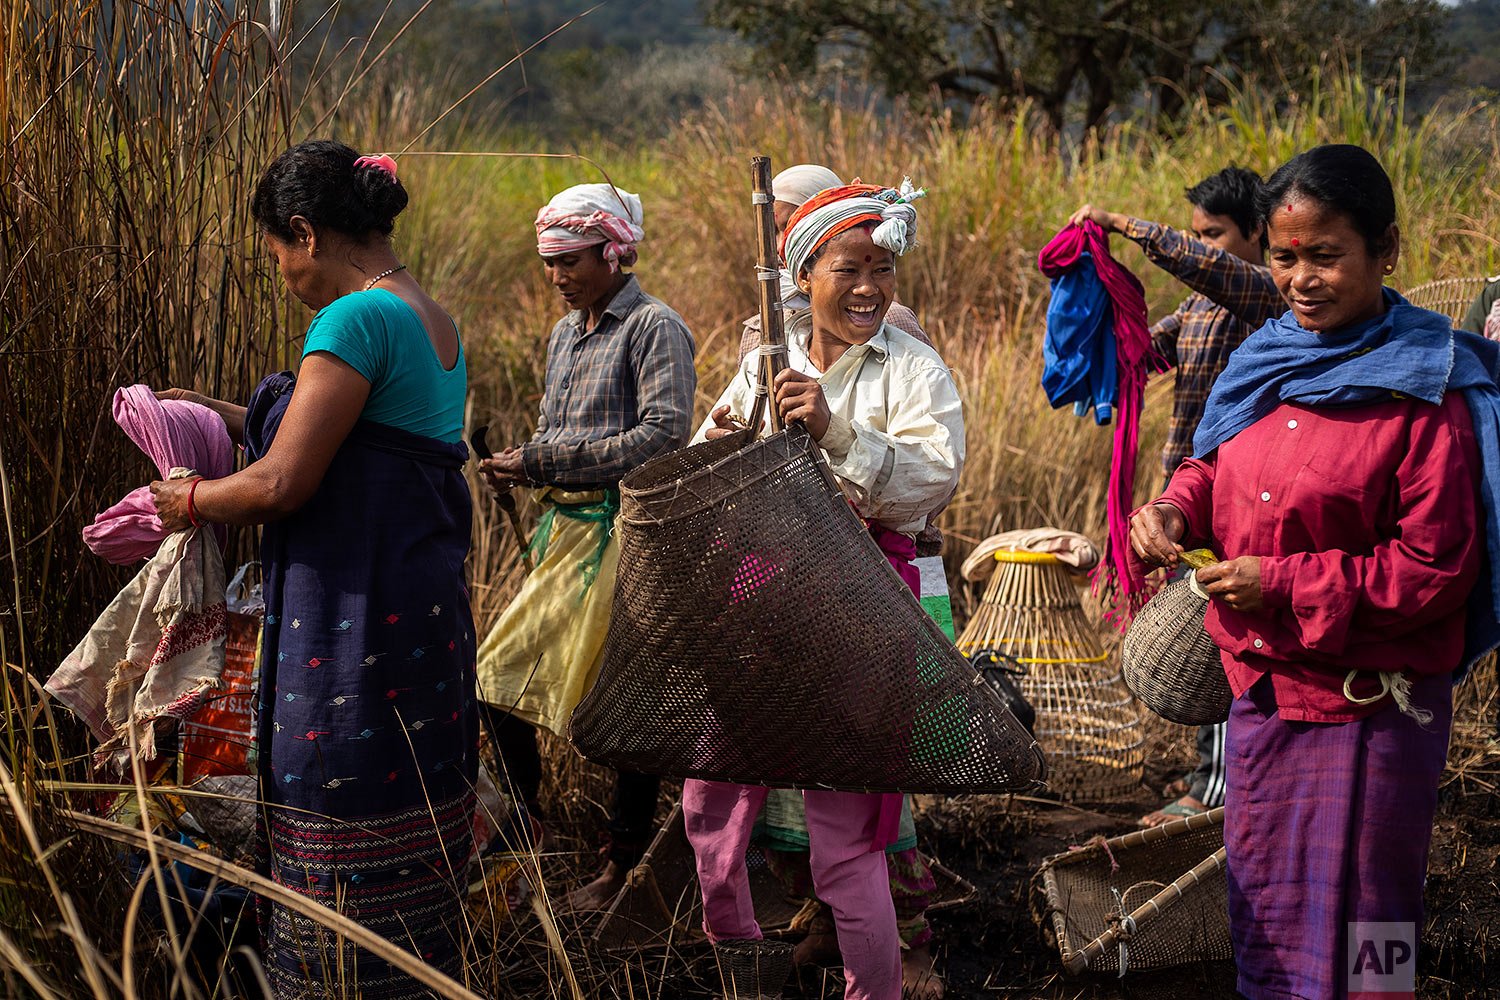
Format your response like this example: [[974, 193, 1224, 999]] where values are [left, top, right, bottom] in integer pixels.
[[1384, 264, 1394, 274]]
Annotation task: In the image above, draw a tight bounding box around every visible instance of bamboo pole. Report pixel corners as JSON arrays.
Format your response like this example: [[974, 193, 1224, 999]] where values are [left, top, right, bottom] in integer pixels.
[[1064, 845, 1229, 975], [746, 155, 787, 436]]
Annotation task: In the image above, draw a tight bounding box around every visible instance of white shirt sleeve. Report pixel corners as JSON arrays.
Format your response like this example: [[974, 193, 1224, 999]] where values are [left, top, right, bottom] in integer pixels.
[[819, 360, 965, 531]]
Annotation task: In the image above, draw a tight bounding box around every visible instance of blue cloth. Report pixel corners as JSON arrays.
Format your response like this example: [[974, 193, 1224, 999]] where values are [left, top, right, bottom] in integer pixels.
[[1041, 252, 1117, 424], [302, 288, 466, 442], [245, 371, 478, 996], [1194, 287, 1500, 669]]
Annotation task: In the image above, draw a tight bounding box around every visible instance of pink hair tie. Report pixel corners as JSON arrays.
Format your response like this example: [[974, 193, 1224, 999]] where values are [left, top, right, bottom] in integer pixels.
[[354, 154, 398, 178]]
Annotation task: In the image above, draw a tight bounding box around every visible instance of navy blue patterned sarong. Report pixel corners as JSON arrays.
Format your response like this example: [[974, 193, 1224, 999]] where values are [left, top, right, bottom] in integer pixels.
[[246, 372, 478, 998]]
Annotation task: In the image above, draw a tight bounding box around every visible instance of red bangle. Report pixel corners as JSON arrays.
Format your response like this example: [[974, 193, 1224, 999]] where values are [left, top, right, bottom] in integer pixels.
[[187, 477, 204, 529]]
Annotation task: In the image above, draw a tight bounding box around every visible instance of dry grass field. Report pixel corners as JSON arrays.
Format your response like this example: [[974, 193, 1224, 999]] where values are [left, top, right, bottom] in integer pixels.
[[4, 1, 1500, 996]]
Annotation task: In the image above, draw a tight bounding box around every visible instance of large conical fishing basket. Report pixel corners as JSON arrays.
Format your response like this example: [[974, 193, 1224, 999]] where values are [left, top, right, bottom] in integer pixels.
[[568, 426, 1046, 794], [1033, 806, 1230, 975], [1120, 571, 1231, 726], [956, 550, 1143, 800]]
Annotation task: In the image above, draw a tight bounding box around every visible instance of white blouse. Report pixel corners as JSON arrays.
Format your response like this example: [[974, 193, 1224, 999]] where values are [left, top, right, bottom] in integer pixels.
[[694, 315, 965, 535]]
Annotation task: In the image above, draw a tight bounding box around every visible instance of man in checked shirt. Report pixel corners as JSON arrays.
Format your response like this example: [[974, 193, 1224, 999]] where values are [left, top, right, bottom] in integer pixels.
[[1069, 167, 1285, 827], [477, 182, 697, 909]]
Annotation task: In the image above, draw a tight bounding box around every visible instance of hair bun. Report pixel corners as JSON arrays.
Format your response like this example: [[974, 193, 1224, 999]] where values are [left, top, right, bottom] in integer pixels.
[[352, 164, 409, 231], [252, 139, 411, 241]]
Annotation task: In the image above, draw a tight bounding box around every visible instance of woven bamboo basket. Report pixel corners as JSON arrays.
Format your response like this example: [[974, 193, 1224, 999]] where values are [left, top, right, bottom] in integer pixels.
[[715, 938, 795, 999], [1034, 806, 1230, 975], [1120, 571, 1231, 726], [1404, 275, 1488, 324], [956, 550, 1144, 800]]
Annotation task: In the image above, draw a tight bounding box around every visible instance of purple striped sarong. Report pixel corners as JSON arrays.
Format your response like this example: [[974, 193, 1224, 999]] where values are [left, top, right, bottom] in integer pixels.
[[1225, 673, 1451, 1000]]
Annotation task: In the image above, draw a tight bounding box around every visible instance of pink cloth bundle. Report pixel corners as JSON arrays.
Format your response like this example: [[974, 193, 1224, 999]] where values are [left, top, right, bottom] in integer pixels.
[[82, 385, 232, 564], [1038, 221, 1154, 622]]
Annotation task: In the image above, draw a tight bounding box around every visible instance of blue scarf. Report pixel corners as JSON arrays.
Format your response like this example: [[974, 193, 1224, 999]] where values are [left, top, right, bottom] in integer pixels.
[[1194, 287, 1500, 669]]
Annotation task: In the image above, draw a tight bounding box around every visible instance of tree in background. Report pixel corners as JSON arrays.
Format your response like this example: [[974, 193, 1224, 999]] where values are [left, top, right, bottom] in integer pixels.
[[706, 0, 1453, 131], [1445, 0, 1500, 96]]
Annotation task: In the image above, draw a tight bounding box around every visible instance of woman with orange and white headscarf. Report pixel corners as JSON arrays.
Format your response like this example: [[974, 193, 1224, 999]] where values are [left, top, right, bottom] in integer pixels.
[[682, 182, 963, 1000]]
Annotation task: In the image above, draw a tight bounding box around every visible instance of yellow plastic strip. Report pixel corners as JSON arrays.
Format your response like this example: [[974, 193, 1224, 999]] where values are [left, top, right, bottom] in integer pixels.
[[967, 648, 1114, 665], [992, 549, 1061, 564], [989, 637, 1090, 648], [1014, 652, 1112, 665]]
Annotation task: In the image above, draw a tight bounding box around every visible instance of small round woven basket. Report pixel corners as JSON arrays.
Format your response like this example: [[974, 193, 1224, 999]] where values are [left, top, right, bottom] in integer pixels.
[[715, 938, 795, 999], [1120, 571, 1231, 726]]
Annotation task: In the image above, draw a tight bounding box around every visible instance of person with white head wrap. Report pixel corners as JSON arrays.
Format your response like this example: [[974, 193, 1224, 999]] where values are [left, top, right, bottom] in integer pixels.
[[734, 174, 955, 998], [771, 162, 844, 231], [534, 182, 645, 272], [685, 179, 964, 1000], [772, 163, 844, 206], [478, 179, 696, 912]]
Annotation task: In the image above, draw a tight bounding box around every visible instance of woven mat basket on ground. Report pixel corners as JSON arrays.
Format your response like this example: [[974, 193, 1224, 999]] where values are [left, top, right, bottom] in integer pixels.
[[568, 425, 1046, 794], [1033, 806, 1229, 975], [955, 550, 1143, 800], [1120, 571, 1231, 726], [594, 801, 977, 952]]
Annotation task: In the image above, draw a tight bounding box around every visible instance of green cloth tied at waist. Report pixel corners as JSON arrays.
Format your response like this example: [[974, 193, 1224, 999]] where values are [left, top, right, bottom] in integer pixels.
[[528, 488, 620, 592]]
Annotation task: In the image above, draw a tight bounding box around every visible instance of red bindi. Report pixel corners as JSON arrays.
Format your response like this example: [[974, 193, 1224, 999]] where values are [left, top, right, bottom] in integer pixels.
[[1286, 204, 1294, 212], [1291, 238, 1300, 247], [865, 254, 872, 262]]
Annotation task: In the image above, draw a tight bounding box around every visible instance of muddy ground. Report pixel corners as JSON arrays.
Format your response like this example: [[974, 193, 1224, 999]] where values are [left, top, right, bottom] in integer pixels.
[[507, 680, 1500, 1000]]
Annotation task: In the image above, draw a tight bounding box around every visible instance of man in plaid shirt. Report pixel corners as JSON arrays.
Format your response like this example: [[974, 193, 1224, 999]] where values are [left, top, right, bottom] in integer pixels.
[[1070, 167, 1284, 827], [478, 183, 696, 911]]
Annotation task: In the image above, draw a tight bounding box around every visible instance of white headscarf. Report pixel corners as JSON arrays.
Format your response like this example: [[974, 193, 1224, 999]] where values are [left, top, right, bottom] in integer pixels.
[[534, 183, 645, 271], [772, 164, 843, 207]]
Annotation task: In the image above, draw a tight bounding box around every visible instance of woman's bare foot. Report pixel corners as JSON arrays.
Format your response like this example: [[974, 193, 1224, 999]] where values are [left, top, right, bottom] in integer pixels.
[[792, 930, 840, 967], [559, 860, 626, 913], [902, 944, 945, 999], [1161, 776, 1191, 799], [1138, 794, 1208, 828]]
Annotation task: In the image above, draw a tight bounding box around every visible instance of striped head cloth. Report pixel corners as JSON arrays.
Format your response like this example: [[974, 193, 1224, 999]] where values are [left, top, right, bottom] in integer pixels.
[[535, 182, 645, 272], [778, 179, 926, 287]]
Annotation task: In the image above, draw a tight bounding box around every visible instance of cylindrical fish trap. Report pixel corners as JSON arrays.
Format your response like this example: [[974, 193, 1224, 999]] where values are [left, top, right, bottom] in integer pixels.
[[956, 550, 1143, 801]]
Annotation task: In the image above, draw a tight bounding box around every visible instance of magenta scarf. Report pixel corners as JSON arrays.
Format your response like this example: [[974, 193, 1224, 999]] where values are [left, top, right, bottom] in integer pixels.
[[1038, 221, 1154, 621], [82, 385, 233, 564], [866, 521, 920, 851]]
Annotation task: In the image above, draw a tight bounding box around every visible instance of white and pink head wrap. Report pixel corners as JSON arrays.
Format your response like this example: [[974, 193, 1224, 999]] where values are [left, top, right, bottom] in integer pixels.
[[534, 183, 645, 272]]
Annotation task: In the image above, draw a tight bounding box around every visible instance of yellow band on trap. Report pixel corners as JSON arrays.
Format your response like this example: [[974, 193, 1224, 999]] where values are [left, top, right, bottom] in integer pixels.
[[1016, 652, 1111, 665], [992, 550, 1061, 565]]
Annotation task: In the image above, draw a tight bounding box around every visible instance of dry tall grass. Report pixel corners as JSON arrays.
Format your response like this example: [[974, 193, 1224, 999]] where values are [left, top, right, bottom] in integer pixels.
[[6, 1, 1500, 995]]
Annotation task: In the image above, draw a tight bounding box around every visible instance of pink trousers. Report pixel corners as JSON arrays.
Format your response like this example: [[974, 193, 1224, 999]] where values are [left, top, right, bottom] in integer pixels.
[[682, 779, 900, 1000]]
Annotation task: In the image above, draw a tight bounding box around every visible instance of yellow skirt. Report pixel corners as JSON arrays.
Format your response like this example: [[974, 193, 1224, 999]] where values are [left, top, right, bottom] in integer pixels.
[[475, 490, 621, 735]]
